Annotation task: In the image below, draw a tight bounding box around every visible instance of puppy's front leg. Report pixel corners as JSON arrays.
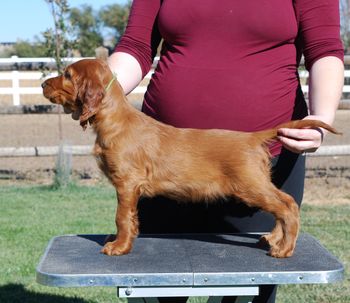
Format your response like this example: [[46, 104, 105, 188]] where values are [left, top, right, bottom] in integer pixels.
[[101, 189, 139, 256]]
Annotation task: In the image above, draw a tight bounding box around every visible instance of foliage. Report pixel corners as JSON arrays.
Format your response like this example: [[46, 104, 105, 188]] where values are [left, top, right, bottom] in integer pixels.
[[6, 38, 47, 58], [42, 0, 75, 188], [69, 5, 103, 57], [99, 1, 132, 47], [42, 0, 75, 74], [2, 1, 131, 58]]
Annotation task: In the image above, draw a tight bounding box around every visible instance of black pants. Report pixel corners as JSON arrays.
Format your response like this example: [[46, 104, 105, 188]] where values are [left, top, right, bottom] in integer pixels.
[[138, 149, 305, 303]]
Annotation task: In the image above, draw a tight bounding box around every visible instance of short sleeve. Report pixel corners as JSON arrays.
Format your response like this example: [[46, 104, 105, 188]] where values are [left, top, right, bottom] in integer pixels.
[[115, 0, 162, 77], [295, 0, 344, 71]]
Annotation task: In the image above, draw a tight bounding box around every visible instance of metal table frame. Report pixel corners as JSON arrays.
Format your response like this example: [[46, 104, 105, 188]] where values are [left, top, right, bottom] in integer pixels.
[[36, 233, 344, 303]]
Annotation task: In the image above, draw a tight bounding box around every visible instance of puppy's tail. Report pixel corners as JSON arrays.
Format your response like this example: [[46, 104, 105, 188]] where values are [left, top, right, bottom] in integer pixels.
[[255, 119, 342, 143]]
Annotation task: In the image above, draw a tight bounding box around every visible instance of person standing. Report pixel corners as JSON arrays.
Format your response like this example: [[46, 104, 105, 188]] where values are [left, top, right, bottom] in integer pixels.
[[107, 1, 344, 302]]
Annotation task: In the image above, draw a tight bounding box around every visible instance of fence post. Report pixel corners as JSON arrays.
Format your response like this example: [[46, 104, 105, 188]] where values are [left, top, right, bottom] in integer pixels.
[[95, 46, 109, 61], [12, 70, 20, 106]]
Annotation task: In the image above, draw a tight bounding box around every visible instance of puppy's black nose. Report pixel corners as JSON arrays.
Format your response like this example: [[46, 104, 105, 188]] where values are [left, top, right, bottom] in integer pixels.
[[41, 82, 47, 89]]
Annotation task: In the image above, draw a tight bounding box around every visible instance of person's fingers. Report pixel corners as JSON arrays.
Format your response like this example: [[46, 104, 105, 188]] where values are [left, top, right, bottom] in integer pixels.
[[277, 128, 323, 153]]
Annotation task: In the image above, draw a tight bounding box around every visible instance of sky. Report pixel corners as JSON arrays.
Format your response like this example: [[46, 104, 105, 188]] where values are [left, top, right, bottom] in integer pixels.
[[0, 0, 127, 42]]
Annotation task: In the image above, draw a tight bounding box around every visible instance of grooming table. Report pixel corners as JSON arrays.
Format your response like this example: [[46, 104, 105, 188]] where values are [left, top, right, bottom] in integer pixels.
[[36, 233, 343, 303]]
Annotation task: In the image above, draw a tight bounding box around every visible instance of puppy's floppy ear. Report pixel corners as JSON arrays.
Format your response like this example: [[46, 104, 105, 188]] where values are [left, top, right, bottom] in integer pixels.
[[79, 79, 105, 130]]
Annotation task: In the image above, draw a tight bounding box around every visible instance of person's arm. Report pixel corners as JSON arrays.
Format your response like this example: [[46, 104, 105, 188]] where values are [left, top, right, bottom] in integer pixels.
[[108, 0, 162, 94], [278, 56, 344, 153], [277, 0, 344, 154], [108, 52, 143, 95]]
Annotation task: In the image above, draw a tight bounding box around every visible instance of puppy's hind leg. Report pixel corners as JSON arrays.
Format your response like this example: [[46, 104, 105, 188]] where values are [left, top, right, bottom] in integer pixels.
[[259, 220, 283, 250], [101, 188, 140, 256], [233, 182, 299, 258], [268, 189, 300, 257]]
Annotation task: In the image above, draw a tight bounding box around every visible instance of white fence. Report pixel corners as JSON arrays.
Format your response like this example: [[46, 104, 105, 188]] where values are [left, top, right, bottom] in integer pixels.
[[0, 57, 349, 158], [1, 143, 349, 157], [0, 70, 152, 106], [0, 71, 44, 106], [1, 56, 350, 106], [0, 56, 154, 106]]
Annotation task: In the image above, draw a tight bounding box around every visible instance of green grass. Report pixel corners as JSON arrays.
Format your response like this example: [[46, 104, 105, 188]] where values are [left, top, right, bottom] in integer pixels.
[[0, 184, 119, 303], [276, 204, 350, 303], [0, 185, 348, 302]]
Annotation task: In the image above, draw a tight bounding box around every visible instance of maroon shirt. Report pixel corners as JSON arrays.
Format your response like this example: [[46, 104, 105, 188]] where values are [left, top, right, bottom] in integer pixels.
[[115, 0, 343, 155]]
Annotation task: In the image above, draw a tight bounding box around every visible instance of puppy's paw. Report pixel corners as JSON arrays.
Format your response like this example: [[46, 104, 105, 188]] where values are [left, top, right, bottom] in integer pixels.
[[268, 244, 294, 258], [258, 233, 280, 249], [104, 234, 116, 243], [101, 240, 132, 256], [258, 234, 271, 249]]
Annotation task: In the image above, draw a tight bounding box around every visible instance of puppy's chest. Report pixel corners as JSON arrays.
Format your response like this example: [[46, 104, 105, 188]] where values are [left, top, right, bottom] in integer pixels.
[[93, 143, 121, 179]]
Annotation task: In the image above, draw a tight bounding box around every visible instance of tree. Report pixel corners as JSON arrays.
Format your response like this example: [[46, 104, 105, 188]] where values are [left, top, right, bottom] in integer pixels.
[[42, 0, 75, 188], [340, 0, 350, 54], [3, 1, 131, 59], [99, 2, 131, 47], [8, 38, 47, 58], [69, 5, 103, 57], [43, 0, 75, 73]]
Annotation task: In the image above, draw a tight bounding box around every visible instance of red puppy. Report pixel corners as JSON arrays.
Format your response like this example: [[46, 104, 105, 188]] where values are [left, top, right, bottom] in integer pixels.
[[42, 59, 340, 258]]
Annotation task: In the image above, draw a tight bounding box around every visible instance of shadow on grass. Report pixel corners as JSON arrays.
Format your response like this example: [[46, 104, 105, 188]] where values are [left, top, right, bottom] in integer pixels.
[[0, 284, 88, 303]]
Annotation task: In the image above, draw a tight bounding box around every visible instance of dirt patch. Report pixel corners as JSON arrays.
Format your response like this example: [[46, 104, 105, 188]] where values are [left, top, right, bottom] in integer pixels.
[[304, 174, 350, 205]]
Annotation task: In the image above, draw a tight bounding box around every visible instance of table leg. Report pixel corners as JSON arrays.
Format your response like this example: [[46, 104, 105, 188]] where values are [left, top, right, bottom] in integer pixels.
[[126, 298, 145, 303], [235, 296, 254, 303], [207, 296, 223, 303], [127, 297, 254, 303], [127, 298, 160, 303], [206, 295, 255, 303]]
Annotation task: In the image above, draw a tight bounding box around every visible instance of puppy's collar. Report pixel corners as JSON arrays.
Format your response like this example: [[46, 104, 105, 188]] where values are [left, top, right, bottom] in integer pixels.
[[105, 73, 117, 92]]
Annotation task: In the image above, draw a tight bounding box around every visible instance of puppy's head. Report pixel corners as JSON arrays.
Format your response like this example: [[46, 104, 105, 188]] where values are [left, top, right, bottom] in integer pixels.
[[42, 59, 111, 129]]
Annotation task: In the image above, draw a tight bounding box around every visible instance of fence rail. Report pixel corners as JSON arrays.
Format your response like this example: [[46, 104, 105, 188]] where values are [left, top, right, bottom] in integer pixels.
[[0, 69, 152, 106], [0, 144, 349, 157], [0, 56, 155, 106], [1, 56, 350, 107], [1, 56, 349, 159]]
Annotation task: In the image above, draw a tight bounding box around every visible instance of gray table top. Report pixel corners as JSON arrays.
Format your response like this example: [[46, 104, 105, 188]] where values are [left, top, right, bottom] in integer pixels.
[[36, 233, 344, 288]]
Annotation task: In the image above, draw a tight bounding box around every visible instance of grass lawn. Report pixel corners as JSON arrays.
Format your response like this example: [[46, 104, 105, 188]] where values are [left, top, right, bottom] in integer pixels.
[[0, 184, 348, 303]]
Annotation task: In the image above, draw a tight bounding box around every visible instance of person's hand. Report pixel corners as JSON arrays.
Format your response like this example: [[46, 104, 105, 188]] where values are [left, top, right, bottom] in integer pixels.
[[277, 115, 331, 154]]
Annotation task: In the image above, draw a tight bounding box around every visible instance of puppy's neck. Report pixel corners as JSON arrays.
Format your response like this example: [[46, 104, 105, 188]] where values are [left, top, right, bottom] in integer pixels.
[[92, 80, 139, 146]]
